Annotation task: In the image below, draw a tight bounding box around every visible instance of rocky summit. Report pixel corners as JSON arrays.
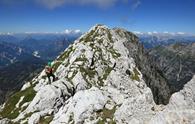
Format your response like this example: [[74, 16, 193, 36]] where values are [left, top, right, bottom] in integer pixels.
[[0, 25, 195, 124]]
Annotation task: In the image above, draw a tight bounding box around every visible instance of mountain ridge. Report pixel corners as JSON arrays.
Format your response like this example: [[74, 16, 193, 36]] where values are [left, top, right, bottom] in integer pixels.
[[136, 32, 195, 49], [0, 24, 194, 124]]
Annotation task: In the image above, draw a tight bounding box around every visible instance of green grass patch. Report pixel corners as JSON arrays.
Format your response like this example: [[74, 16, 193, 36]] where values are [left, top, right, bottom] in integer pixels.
[[81, 28, 97, 43], [98, 77, 104, 87], [89, 42, 96, 49], [98, 67, 113, 86], [108, 48, 121, 58], [75, 57, 88, 62], [16, 110, 39, 123], [52, 61, 62, 72], [0, 86, 36, 119], [66, 69, 78, 84], [57, 46, 74, 62], [97, 39, 103, 44], [103, 67, 113, 80], [130, 68, 140, 81], [50, 46, 75, 73], [97, 106, 116, 124], [78, 66, 96, 88], [23, 112, 34, 119], [107, 30, 114, 43], [39, 115, 54, 124], [52, 45, 74, 72], [79, 66, 96, 79]]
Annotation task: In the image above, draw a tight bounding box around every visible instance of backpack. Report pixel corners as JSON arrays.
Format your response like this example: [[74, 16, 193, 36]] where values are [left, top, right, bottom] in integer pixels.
[[45, 66, 52, 74]]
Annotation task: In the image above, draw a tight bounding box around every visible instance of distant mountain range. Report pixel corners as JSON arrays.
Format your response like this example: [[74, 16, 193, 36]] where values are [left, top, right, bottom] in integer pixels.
[[19, 36, 72, 61], [0, 31, 82, 43], [0, 41, 33, 68], [134, 32, 195, 48], [134, 32, 195, 92], [149, 42, 195, 92], [0, 31, 82, 67], [0, 32, 82, 104]]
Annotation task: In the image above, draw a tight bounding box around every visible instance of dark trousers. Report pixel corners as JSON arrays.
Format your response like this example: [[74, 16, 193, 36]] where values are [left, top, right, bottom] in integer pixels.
[[47, 73, 55, 83]]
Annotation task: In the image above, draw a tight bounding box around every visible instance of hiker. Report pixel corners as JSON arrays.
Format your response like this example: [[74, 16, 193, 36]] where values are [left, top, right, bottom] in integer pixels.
[[45, 61, 55, 83]]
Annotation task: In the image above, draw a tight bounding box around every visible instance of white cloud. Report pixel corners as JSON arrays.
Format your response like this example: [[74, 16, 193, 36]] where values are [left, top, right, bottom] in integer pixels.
[[63, 29, 82, 35], [131, 31, 193, 36], [36, 0, 66, 9], [133, 31, 143, 35], [163, 31, 169, 34], [35, 0, 141, 9], [1, 0, 141, 9], [147, 32, 152, 35], [36, 0, 118, 9], [176, 32, 185, 35], [22, 29, 82, 35], [74, 29, 82, 33], [152, 31, 158, 34], [0, 32, 14, 35], [1, 0, 121, 9]]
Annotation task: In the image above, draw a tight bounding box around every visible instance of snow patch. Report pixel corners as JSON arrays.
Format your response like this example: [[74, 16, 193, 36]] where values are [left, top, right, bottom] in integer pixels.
[[33, 51, 41, 58]]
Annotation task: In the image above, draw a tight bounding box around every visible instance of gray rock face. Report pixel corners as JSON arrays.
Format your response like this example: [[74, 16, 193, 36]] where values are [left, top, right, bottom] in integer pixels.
[[116, 28, 171, 104], [0, 118, 11, 124], [149, 42, 195, 92]]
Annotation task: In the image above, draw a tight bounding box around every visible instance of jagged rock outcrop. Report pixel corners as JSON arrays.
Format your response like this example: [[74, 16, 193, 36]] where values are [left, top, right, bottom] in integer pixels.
[[0, 25, 194, 124], [150, 75, 195, 123]]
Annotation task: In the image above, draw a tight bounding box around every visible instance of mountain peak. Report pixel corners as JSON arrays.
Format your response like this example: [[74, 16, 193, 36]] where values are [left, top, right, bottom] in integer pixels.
[[3, 25, 194, 124], [92, 24, 108, 29]]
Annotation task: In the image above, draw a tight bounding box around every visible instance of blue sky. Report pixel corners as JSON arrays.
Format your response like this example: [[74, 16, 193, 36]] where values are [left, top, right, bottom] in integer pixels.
[[0, 0, 195, 34]]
